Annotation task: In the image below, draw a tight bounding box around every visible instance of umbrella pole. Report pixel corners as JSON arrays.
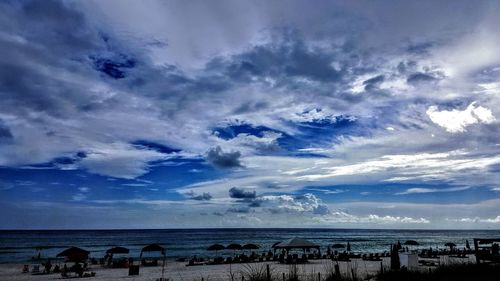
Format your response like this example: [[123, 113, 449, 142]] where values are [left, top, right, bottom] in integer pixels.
[[161, 255, 165, 280]]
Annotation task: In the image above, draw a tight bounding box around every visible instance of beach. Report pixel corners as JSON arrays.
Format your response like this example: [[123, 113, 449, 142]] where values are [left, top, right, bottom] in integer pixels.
[[0, 229, 485, 280], [0, 258, 392, 281], [0, 255, 479, 281]]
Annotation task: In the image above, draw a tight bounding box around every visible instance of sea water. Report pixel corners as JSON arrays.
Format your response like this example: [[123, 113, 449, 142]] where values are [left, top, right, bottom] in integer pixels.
[[1, 228, 498, 263]]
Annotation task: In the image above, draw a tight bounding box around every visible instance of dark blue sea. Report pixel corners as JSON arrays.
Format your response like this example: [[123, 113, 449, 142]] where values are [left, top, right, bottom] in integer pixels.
[[1, 228, 498, 263]]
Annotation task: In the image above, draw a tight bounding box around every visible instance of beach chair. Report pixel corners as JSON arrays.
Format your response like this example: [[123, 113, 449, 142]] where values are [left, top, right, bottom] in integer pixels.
[[301, 254, 308, 263], [32, 265, 40, 274], [129, 265, 140, 276]]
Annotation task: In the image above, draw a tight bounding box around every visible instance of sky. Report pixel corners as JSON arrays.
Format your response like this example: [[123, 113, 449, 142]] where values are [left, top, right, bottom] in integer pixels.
[[0, 0, 499, 229]]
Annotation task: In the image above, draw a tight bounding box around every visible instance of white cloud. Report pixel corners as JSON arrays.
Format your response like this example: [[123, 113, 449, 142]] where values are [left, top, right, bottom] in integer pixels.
[[260, 193, 330, 215], [482, 215, 500, 223], [449, 215, 500, 224], [315, 211, 430, 224], [307, 188, 346, 194], [426, 102, 495, 133], [396, 186, 470, 195], [79, 143, 167, 179], [78, 187, 90, 193]]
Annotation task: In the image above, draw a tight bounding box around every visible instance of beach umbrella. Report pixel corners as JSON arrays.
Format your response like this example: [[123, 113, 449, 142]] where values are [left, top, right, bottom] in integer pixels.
[[243, 243, 260, 250], [243, 243, 259, 254], [106, 246, 129, 254], [207, 244, 225, 257], [332, 243, 345, 249], [403, 240, 419, 252], [226, 243, 242, 256], [466, 240, 471, 249], [242, 244, 259, 255], [226, 243, 242, 250], [445, 243, 456, 250], [141, 244, 166, 280], [347, 242, 351, 252], [403, 240, 419, 246], [57, 247, 90, 262], [142, 244, 165, 254]]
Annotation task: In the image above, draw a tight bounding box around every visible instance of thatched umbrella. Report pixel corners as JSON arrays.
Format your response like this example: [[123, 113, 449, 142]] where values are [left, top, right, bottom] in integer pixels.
[[275, 238, 320, 255], [272, 242, 282, 254], [57, 247, 90, 263], [207, 244, 225, 257]]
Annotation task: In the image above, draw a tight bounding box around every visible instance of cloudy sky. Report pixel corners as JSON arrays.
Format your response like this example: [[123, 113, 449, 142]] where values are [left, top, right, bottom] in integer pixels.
[[1, 0, 500, 229]]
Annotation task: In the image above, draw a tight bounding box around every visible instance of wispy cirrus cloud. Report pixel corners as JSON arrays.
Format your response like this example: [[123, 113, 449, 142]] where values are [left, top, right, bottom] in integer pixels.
[[396, 186, 471, 195]]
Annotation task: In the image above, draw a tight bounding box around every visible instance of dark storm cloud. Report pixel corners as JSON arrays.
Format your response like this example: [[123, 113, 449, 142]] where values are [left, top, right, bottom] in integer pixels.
[[228, 187, 257, 199], [206, 146, 242, 168]]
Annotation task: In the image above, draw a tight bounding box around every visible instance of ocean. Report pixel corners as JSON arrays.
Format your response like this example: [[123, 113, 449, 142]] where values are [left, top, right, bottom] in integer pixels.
[[1, 228, 498, 263]]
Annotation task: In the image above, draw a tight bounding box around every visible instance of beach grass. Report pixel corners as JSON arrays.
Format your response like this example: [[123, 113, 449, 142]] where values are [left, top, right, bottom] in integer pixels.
[[375, 263, 500, 281]]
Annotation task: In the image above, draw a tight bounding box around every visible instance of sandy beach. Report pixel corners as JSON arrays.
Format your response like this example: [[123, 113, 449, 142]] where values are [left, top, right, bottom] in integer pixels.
[[0, 259, 385, 281], [0, 255, 478, 281]]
